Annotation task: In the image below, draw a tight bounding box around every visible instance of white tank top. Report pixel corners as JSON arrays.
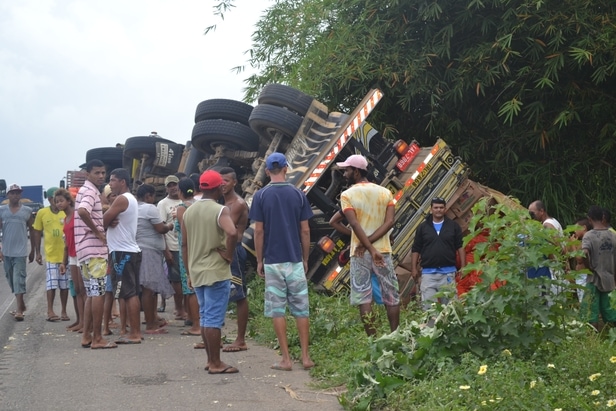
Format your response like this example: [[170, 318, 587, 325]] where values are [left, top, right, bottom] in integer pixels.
[[107, 192, 140, 253]]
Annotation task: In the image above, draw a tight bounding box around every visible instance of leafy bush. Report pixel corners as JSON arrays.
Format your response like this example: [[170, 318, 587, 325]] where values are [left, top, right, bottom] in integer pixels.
[[342, 201, 591, 409]]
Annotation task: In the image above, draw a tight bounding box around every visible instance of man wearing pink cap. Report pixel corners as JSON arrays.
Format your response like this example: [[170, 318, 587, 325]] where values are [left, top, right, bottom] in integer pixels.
[[336, 154, 400, 336], [181, 170, 238, 374]]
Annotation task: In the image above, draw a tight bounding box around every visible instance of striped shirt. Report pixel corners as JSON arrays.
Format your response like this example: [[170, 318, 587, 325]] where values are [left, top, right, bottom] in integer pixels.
[[74, 179, 107, 262]]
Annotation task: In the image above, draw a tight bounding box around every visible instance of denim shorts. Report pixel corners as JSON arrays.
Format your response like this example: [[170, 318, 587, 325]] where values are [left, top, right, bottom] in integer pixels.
[[4, 256, 27, 295], [194, 280, 230, 329]]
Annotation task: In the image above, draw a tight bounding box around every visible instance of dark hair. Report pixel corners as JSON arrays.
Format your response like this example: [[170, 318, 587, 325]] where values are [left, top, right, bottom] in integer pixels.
[[353, 167, 369, 178], [218, 167, 237, 180], [188, 173, 201, 193], [110, 168, 131, 186], [588, 205, 604, 222], [602, 208, 612, 224], [574, 217, 592, 231], [431, 197, 446, 206], [175, 172, 187, 179], [53, 188, 75, 207], [85, 159, 105, 172], [178, 177, 195, 198], [136, 184, 156, 200], [532, 200, 546, 212]]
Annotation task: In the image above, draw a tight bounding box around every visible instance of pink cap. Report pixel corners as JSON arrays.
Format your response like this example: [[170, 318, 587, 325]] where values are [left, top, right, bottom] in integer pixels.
[[336, 155, 368, 170]]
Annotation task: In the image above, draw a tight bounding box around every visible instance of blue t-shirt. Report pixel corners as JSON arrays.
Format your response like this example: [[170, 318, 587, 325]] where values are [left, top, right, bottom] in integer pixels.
[[0, 204, 33, 257], [249, 182, 313, 264]]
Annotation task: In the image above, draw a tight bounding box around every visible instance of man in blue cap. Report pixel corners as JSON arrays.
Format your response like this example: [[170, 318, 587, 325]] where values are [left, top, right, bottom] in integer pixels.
[[249, 153, 314, 371]]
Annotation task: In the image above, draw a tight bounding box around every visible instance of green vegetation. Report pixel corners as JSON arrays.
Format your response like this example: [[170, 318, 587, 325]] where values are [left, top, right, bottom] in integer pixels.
[[240, 202, 616, 410], [213, 0, 616, 223]]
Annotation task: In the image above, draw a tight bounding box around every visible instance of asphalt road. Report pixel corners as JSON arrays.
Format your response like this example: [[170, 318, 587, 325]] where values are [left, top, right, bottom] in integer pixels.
[[0, 261, 343, 411]]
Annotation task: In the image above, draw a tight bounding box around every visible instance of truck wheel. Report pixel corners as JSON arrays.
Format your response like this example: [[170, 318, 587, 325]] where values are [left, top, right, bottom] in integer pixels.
[[124, 136, 177, 159], [257, 84, 314, 117], [248, 104, 303, 144], [85, 147, 124, 170], [191, 119, 260, 155], [194, 99, 254, 125]]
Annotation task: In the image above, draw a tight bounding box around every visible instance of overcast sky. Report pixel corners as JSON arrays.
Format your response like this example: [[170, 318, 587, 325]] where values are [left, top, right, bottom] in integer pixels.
[[0, 0, 270, 198]]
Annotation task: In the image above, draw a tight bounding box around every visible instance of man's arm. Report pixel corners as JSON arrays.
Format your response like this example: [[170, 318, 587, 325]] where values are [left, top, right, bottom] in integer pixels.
[[103, 195, 128, 229], [343, 208, 384, 265], [367, 204, 395, 243], [218, 207, 238, 263], [230, 201, 249, 241], [180, 215, 190, 286], [254, 221, 264, 278], [27, 213, 36, 263], [77, 207, 106, 244], [329, 210, 351, 236], [300, 219, 310, 273]]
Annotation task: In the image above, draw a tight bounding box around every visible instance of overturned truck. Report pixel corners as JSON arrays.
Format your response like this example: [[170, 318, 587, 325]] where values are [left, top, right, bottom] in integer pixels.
[[181, 84, 511, 301]]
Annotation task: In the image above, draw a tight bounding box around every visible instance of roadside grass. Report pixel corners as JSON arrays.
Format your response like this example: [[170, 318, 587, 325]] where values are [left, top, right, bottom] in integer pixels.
[[241, 278, 616, 410]]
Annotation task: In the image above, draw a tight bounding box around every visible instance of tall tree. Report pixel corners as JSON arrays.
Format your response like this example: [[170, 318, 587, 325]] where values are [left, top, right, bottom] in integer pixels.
[[239, 0, 616, 223]]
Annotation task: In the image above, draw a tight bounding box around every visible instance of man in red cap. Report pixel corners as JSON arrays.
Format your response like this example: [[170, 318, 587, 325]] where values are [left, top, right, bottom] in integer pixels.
[[336, 154, 400, 336], [181, 170, 238, 374]]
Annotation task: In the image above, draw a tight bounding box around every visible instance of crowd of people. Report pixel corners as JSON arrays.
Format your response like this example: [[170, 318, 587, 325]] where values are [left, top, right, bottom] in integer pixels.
[[1, 152, 615, 373], [0, 155, 304, 374]]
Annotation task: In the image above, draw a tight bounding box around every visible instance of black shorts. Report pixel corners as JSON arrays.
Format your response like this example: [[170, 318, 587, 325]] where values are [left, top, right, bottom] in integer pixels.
[[109, 251, 142, 299]]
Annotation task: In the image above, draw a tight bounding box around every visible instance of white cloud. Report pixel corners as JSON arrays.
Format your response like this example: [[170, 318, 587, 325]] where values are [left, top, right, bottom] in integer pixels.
[[0, 0, 269, 191]]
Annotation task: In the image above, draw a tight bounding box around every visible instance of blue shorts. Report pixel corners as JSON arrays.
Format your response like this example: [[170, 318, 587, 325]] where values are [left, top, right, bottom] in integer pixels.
[[264, 262, 309, 318], [194, 280, 230, 329], [46, 262, 69, 291], [229, 243, 247, 302], [4, 256, 27, 295]]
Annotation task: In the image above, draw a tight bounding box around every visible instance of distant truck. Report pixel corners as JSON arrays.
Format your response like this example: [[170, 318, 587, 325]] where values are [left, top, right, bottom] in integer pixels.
[[0, 180, 45, 215]]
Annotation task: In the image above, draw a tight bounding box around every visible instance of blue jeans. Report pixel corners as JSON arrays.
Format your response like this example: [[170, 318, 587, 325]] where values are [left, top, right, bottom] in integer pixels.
[[194, 280, 230, 329]]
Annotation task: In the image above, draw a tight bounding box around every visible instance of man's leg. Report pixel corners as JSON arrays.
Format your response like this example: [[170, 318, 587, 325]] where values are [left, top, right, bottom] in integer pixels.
[[385, 305, 400, 332], [46, 289, 57, 319], [295, 316, 314, 369], [13, 257, 28, 315], [125, 295, 142, 341], [197, 282, 236, 374], [272, 317, 292, 370], [358, 303, 377, 336], [142, 287, 158, 331], [81, 296, 93, 346], [88, 259, 115, 348]]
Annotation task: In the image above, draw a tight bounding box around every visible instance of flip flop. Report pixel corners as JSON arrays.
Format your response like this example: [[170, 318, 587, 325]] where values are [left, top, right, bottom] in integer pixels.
[[157, 306, 165, 313], [194, 342, 206, 349], [81, 342, 92, 348], [222, 345, 248, 353], [46, 316, 61, 322], [144, 328, 168, 335], [181, 330, 201, 336], [14, 313, 24, 322], [60, 315, 70, 321], [208, 366, 239, 375], [91, 342, 118, 349], [116, 337, 141, 345], [270, 364, 292, 372]]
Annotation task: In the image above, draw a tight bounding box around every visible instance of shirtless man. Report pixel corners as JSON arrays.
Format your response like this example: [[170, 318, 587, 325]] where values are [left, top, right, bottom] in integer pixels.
[[218, 167, 250, 352]]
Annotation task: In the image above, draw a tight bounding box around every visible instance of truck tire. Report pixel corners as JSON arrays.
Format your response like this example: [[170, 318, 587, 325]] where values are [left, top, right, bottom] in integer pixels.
[[191, 119, 260, 155], [257, 84, 314, 117], [124, 136, 177, 159], [248, 104, 303, 143], [85, 147, 124, 170], [194, 99, 254, 125]]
